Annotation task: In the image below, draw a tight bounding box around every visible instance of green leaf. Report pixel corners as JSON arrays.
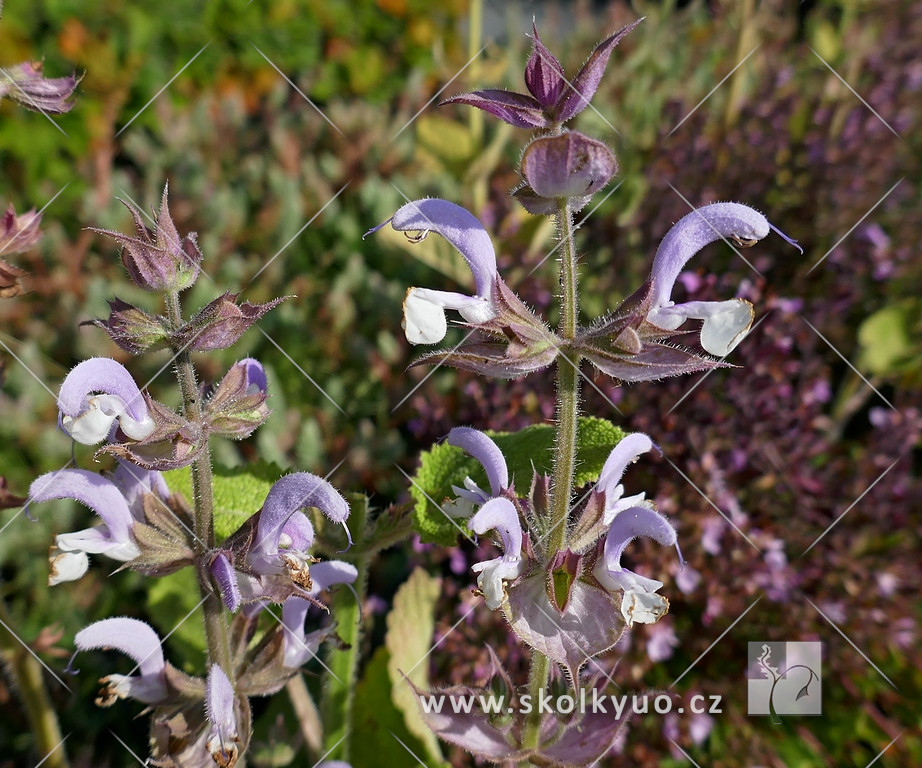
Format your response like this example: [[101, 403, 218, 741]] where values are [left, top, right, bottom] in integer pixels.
[[385, 568, 445, 765], [146, 566, 205, 669], [409, 416, 626, 545], [351, 646, 446, 768], [163, 460, 285, 542], [857, 301, 918, 375]]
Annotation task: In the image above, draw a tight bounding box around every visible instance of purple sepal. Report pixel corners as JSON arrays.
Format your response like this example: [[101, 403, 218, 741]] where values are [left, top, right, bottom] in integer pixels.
[[440, 89, 547, 129], [524, 22, 566, 108], [554, 19, 644, 122]]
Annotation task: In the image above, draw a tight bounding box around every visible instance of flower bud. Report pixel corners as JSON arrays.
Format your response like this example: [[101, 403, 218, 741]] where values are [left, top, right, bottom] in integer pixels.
[[87, 298, 170, 354], [91, 184, 202, 293], [175, 293, 288, 352], [205, 359, 270, 439], [521, 131, 617, 200]]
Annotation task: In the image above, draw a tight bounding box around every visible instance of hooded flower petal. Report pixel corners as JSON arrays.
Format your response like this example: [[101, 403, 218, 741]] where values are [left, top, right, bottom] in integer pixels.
[[29, 469, 141, 584], [205, 664, 240, 767], [597, 432, 653, 525], [58, 358, 155, 444], [594, 506, 677, 626], [445, 427, 510, 518], [646, 203, 769, 356], [225, 473, 351, 604], [253, 473, 350, 562], [73, 617, 168, 706], [368, 199, 498, 344], [470, 498, 525, 610]]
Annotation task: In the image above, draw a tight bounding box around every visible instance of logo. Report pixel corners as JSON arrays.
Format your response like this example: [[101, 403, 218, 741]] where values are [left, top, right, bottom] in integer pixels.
[[747, 641, 822, 720]]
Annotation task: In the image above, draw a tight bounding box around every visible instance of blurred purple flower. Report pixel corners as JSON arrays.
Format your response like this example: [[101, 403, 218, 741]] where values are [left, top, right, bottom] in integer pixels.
[[0, 61, 78, 114]]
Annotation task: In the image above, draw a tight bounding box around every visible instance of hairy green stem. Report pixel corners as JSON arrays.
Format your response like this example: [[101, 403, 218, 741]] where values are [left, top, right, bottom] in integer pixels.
[[164, 291, 232, 678], [522, 198, 582, 756], [0, 600, 69, 768]]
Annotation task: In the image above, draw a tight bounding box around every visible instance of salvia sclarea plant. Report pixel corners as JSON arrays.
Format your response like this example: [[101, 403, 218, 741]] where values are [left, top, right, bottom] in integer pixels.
[[21, 17, 801, 768]]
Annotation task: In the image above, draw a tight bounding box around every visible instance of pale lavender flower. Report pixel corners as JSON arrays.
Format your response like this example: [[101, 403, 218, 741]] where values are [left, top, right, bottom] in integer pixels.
[[593, 506, 677, 626], [73, 617, 169, 706], [281, 561, 357, 668], [596, 432, 654, 526], [215, 472, 352, 608], [57, 357, 155, 444], [645, 203, 798, 356], [28, 469, 142, 585], [469, 497, 525, 610], [205, 664, 240, 767], [367, 199, 498, 344], [443, 427, 509, 518]]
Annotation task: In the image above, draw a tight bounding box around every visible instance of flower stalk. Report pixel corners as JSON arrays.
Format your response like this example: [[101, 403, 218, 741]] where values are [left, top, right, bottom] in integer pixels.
[[523, 197, 582, 755], [164, 289, 233, 679]]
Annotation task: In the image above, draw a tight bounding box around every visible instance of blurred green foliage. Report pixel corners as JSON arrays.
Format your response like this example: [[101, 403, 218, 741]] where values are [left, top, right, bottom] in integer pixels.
[[0, 0, 919, 766]]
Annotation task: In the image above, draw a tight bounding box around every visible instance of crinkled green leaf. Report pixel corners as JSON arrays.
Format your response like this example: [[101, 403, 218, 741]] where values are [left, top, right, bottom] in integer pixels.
[[386, 568, 445, 765], [163, 460, 285, 542], [410, 416, 626, 545]]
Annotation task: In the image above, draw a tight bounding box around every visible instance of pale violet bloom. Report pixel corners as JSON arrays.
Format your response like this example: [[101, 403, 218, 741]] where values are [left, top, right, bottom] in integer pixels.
[[646, 203, 772, 357], [205, 664, 240, 767], [593, 506, 678, 627], [596, 432, 654, 526], [73, 617, 169, 706], [443, 427, 509, 519], [367, 199, 498, 344], [28, 469, 144, 585], [58, 357, 155, 444], [281, 561, 358, 668], [213, 472, 352, 609], [470, 497, 525, 610]]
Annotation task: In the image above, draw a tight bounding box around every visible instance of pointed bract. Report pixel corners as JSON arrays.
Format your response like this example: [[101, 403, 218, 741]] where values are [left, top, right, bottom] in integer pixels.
[[525, 23, 567, 108], [554, 19, 644, 122], [88, 298, 170, 355], [440, 89, 547, 129], [91, 185, 202, 293]]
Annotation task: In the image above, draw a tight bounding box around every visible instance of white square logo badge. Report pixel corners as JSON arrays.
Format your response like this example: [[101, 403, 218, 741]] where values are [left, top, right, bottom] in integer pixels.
[[748, 641, 822, 717]]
